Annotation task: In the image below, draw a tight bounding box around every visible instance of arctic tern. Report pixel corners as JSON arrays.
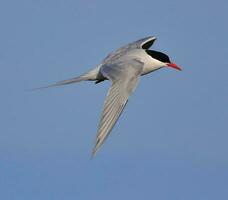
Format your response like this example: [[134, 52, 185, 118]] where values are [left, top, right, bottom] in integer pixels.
[[39, 36, 181, 156]]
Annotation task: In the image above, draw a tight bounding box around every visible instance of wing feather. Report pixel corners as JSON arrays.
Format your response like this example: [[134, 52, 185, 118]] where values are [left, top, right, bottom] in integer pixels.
[[92, 60, 143, 156]]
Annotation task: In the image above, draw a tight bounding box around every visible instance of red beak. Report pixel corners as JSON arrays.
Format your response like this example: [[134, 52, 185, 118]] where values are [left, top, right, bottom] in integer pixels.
[[167, 63, 182, 71]]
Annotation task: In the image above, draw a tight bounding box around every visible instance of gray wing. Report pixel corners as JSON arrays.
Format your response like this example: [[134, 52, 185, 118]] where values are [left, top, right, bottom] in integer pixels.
[[126, 36, 157, 50], [102, 36, 156, 64], [92, 60, 143, 156]]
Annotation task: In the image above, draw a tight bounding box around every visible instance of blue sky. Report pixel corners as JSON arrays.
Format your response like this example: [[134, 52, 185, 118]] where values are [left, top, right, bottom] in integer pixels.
[[0, 0, 228, 199]]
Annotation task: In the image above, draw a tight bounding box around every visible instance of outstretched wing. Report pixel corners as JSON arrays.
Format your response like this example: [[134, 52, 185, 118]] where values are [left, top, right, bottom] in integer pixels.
[[129, 36, 157, 49], [102, 36, 157, 64], [92, 60, 143, 156]]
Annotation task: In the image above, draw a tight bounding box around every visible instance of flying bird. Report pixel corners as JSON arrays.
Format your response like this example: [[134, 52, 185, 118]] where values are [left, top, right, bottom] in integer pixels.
[[39, 36, 181, 156]]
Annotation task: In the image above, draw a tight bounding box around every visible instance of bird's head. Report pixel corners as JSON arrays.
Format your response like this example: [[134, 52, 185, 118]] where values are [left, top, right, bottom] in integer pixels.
[[145, 50, 182, 71]]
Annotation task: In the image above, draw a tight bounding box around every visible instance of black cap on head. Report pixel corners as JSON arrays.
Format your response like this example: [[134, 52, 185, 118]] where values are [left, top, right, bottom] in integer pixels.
[[146, 50, 171, 63]]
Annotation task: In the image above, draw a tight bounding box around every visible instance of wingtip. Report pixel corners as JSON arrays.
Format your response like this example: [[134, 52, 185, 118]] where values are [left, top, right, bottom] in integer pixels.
[[90, 146, 99, 159], [149, 35, 157, 39], [141, 36, 157, 49], [144, 35, 157, 41], [90, 137, 104, 159], [90, 150, 96, 159]]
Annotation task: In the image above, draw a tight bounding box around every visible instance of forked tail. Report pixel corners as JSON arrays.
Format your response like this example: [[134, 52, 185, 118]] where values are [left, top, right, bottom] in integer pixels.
[[32, 66, 100, 90]]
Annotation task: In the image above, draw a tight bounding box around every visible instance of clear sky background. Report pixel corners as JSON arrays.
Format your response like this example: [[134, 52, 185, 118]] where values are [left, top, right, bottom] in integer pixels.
[[0, 0, 228, 199]]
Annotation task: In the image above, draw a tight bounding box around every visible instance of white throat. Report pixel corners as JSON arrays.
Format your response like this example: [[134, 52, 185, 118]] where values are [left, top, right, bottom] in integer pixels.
[[141, 51, 165, 75]]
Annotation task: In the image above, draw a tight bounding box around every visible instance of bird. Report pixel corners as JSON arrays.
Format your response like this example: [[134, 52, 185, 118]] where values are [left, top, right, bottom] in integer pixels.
[[38, 36, 181, 157]]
